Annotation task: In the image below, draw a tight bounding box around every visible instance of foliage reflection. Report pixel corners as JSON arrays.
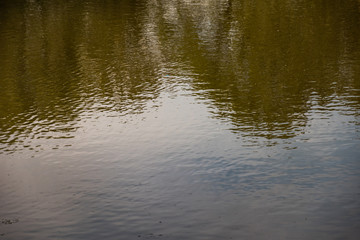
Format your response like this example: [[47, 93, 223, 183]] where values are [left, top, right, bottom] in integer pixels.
[[0, 0, 359, 151]]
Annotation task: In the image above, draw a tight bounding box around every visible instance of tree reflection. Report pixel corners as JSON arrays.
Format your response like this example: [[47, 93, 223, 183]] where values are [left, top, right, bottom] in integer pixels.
[[0, 0, 359, 152], [147, 0, 360, 139]]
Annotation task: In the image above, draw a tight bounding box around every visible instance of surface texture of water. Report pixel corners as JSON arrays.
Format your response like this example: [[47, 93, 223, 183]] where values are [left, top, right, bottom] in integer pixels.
[[1, 0, 360, 239]]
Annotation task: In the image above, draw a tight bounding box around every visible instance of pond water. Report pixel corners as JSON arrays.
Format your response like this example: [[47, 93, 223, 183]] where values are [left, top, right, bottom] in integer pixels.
[[0, 0, 360, 239]]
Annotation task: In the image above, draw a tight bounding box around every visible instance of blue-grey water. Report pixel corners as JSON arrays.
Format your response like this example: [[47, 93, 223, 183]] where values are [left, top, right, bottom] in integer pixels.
[[0, 0, 360, 239]]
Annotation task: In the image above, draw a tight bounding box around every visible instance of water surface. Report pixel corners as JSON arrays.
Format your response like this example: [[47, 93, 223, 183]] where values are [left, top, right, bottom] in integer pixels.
[[1, 0, 360, 239]]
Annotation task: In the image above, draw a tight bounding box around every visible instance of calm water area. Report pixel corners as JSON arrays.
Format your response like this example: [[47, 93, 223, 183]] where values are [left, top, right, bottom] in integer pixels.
[[1, 0, 360, 239]]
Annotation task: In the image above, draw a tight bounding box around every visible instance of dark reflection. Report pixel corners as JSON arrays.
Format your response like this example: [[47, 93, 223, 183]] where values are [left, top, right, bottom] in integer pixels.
[[0, 0, 164, 153], [0, 0, 359, 152], [167, 0, 360, 139]]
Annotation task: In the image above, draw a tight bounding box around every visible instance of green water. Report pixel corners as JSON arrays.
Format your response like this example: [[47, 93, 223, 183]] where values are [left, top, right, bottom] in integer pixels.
[[0, 0, 359, 239]]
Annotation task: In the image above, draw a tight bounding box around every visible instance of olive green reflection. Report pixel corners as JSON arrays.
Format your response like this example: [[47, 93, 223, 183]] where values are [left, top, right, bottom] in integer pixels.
[[165, 0, 360, 139], [0, 0, 359, 151]]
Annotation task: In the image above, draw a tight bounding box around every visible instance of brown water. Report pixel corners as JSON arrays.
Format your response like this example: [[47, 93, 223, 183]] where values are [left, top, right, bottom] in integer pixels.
[[1, 0, 360, 239]]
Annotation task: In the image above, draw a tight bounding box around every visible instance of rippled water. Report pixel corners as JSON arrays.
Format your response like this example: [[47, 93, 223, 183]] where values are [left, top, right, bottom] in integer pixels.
[[1, 0, 360, 239]]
